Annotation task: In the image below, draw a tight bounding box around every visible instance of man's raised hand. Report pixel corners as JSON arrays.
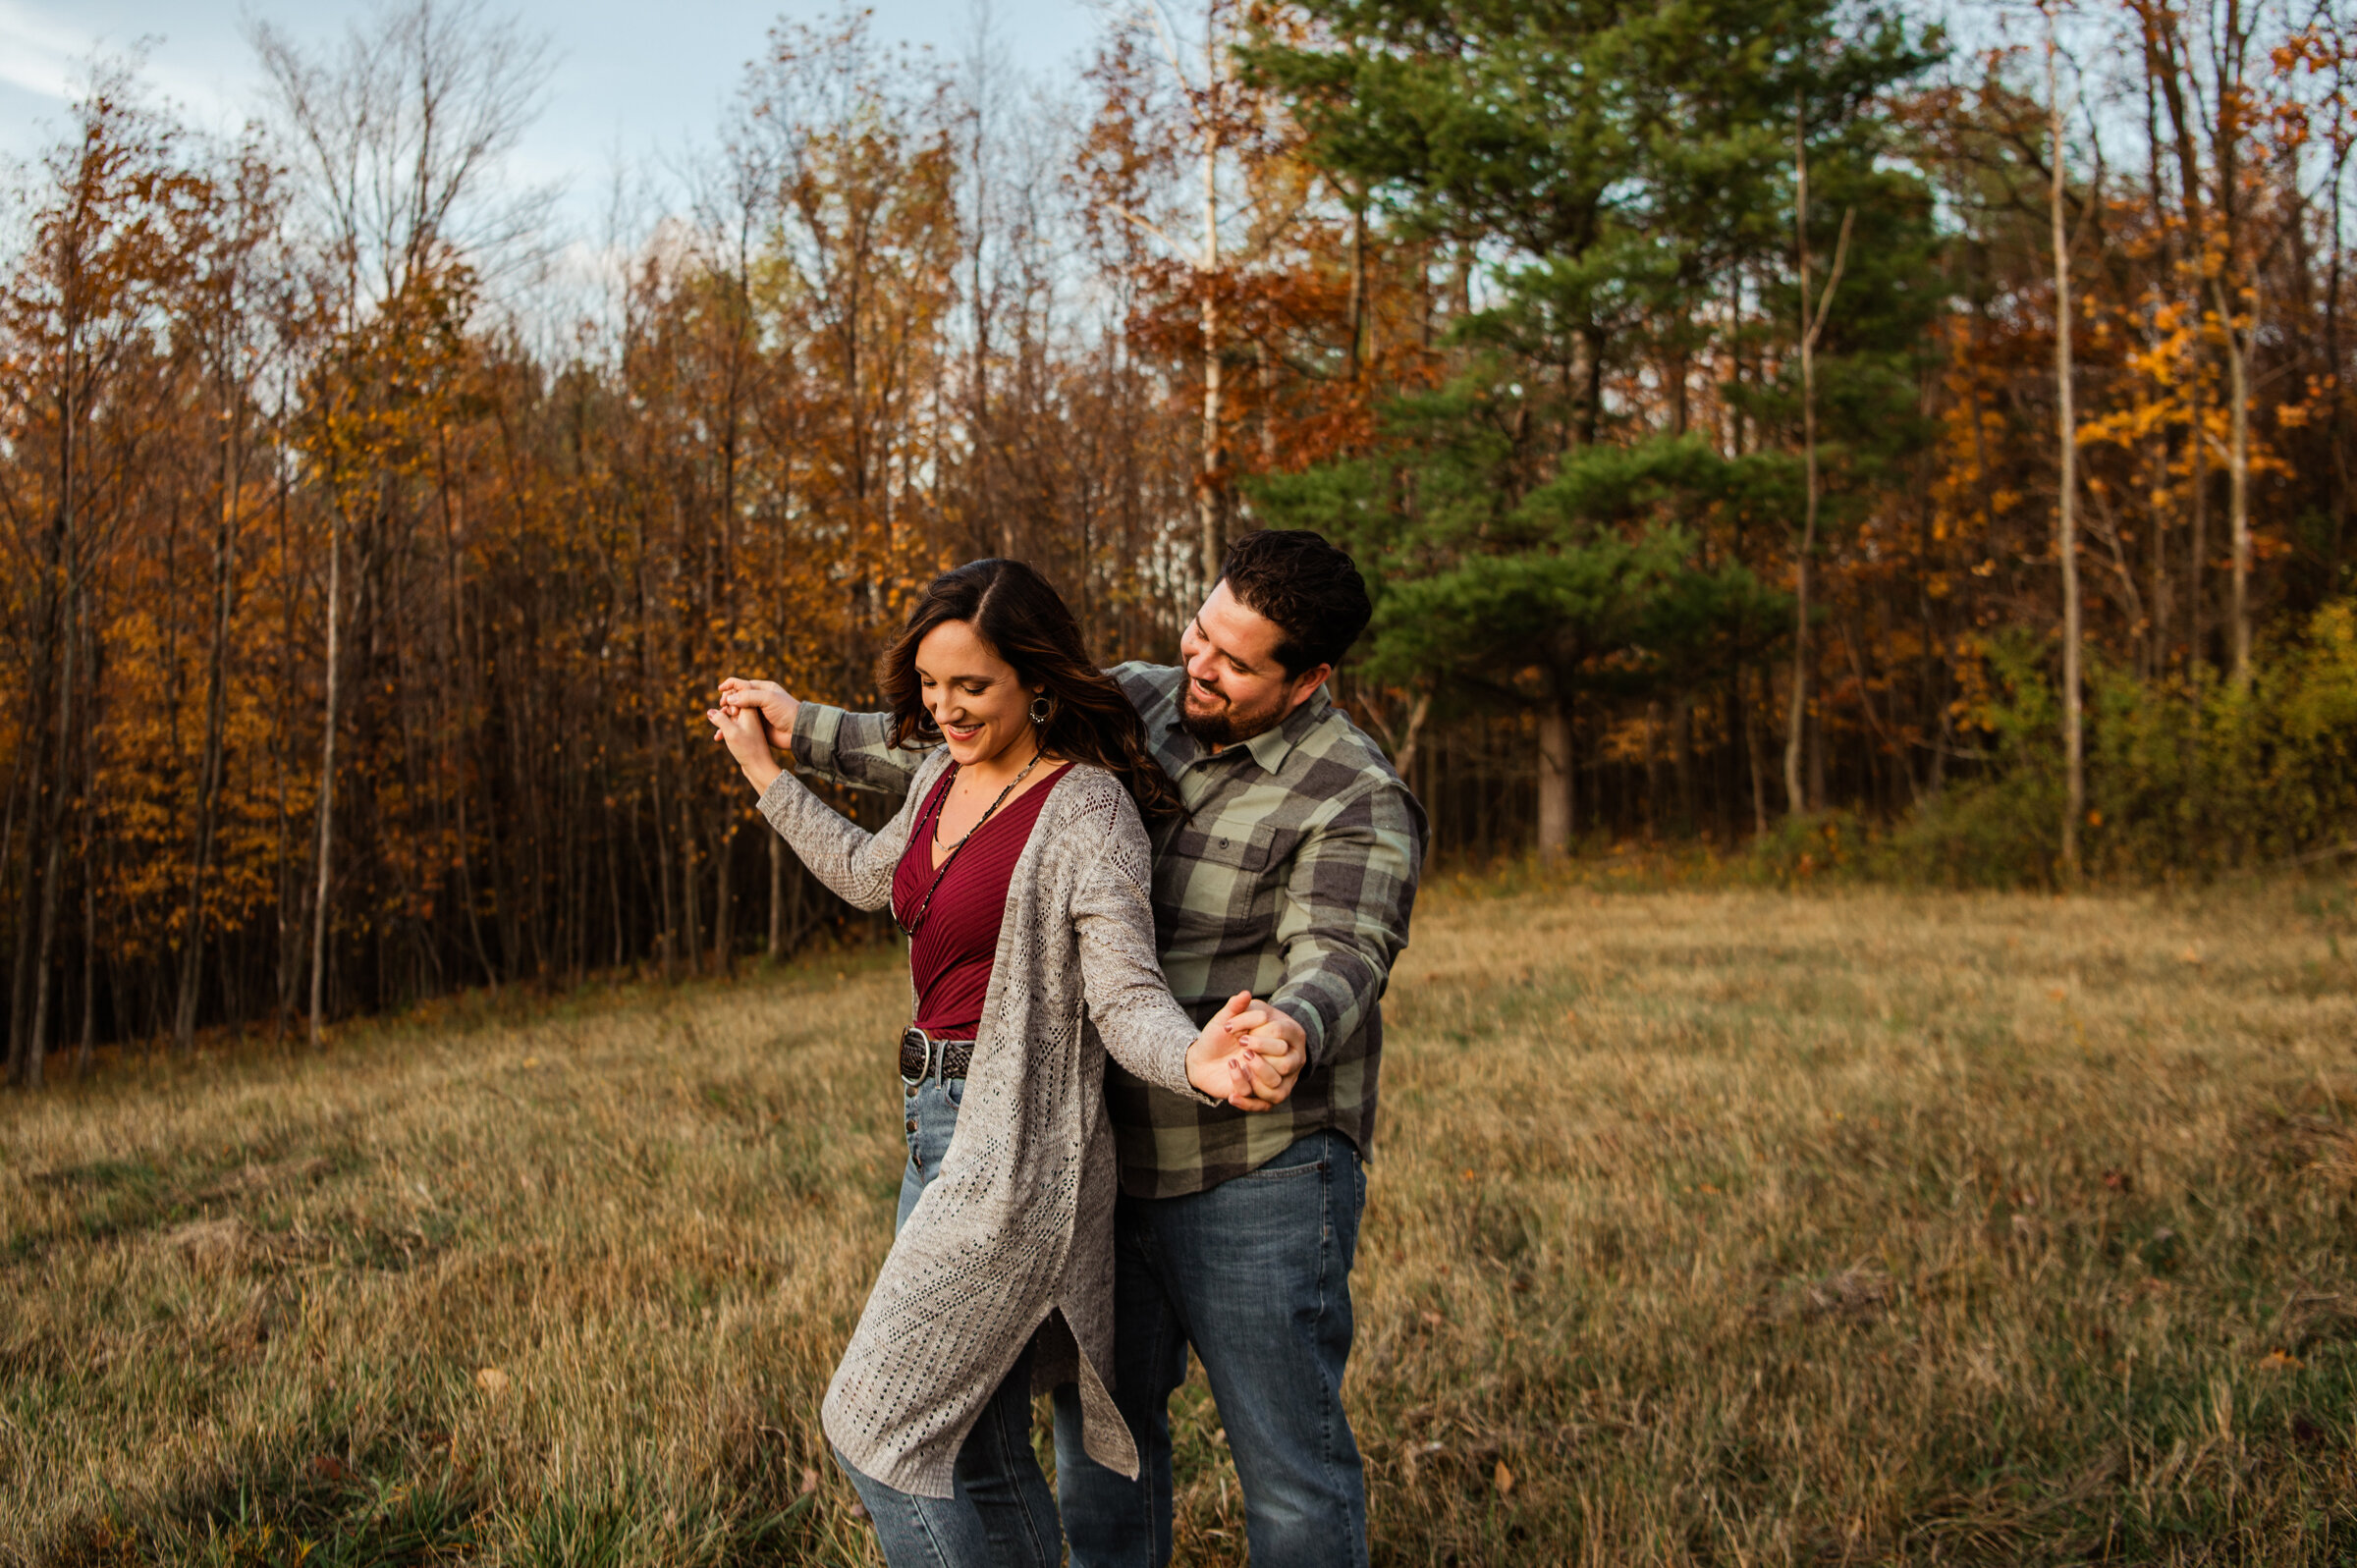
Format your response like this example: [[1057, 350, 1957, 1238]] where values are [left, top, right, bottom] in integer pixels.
[[716, 677, 799, 754], [705, 700, 784, 794]]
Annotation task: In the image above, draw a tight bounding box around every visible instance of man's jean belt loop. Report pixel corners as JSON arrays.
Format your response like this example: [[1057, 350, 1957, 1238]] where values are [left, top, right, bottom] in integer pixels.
[[899, 1026, 974, 1088]]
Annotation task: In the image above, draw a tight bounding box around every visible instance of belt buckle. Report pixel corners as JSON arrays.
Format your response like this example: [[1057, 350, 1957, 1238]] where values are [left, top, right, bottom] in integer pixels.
[[900, 1026, 933, 1089]]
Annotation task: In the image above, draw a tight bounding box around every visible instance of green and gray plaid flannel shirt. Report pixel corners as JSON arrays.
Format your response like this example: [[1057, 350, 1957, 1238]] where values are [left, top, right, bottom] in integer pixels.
[[791, 661, 1427, 1198]]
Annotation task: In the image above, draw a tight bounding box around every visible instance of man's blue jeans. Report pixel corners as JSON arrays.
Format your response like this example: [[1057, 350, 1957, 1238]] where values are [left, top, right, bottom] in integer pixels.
[[833, 1073, 1062, 1568], [1052, 1129, 1369, 1568]]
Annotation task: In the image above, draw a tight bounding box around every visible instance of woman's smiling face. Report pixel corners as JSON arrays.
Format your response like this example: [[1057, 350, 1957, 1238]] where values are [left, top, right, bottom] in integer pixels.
[[914, 619, 1037, 769]]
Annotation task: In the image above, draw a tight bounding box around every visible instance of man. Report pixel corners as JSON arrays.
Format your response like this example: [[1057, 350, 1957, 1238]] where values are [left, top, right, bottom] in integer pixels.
[[724, 529, 1425, 1567]]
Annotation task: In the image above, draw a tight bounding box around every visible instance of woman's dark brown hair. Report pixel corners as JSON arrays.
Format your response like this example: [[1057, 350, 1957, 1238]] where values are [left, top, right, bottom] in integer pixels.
[[877, 560, 1180, 820]]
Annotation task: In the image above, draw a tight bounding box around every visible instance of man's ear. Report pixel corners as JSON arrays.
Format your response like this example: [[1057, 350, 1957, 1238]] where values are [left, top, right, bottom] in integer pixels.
[[1285, 663, 1335, 715]]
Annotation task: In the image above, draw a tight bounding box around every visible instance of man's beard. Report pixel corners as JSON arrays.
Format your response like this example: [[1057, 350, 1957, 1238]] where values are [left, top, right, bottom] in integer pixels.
[[1180, 683, 1283, 748]]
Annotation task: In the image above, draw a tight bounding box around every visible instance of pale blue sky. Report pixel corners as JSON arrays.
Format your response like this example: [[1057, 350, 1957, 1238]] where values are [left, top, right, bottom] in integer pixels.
[[1, 0, 1096, 225]]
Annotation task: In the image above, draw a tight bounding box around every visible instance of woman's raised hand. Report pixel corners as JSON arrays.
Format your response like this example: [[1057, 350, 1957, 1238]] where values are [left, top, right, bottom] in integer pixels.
[[1185, 991, 1303, 1110], [716, 677, 799, 752]]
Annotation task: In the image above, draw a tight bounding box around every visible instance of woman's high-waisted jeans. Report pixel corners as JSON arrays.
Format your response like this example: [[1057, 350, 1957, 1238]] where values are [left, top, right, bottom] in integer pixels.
[[833, 1070, 1062, 1568]]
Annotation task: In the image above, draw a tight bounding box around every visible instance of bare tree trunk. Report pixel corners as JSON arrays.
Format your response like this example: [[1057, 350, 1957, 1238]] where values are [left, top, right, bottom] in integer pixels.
[[2211, 0, 2255, 686], [713, 821, 738, 977], [1641, 700, 1663, 839], [1786, 423, 1815, 808], [2147, 428, 2171, 676], [76, 856, 96, 1077], [648, 780, 677, 983], [1746, 664, 1771, 837], [2189, 371, 2209, 669], [1255, 337, 1276, 470], [768, 830, 786, 961], [176, 433, 242, 1050], [455, 784, 501, 995], [1537, 695, 1573, 859], [2048, 11, 2085, 883], [679, 795, 706, 978], [75, 630, 100, 1072], [1392, 689, 1432, 781], [2216, 275, 2255, 684], [308, 509, 343, 1049], [1787, 107, 1854, 818], [1197, 95, 1226, 585], [25, 566, 82, 1090], [1346, 194, 1366, 385], [1673, 693, 1696, 834], [25, 835, 63, 1088], [8, 629, 52, 1084]]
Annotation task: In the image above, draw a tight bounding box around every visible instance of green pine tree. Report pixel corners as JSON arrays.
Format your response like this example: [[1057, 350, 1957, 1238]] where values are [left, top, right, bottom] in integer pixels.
[[1246, 0, 1945, 853]]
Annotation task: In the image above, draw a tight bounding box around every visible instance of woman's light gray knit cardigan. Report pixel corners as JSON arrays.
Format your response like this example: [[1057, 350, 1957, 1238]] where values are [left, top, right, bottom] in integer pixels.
[[756, 749, 1208, 1499]]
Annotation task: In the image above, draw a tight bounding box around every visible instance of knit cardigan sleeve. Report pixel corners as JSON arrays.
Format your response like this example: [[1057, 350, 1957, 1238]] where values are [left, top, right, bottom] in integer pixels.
[[1062, 776, 1213, 1105], [754, 751, 942, 914]]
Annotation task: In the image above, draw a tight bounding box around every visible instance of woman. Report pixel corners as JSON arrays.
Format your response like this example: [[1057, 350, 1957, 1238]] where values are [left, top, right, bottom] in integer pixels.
[[704, 559, 1288, 1567]]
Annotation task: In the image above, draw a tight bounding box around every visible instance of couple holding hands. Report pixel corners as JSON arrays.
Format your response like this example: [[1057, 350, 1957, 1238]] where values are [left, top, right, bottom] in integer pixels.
[[705, 530, 1425, 1568]]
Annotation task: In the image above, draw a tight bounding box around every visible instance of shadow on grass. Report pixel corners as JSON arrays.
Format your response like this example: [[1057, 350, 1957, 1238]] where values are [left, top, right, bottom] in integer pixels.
[[11, 1131, 371, 1268], [41, 1418, 831, 1568]]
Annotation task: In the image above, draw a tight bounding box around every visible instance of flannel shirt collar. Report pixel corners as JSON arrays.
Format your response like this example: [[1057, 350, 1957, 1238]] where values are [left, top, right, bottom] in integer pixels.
[[1157, 680, 1334, 776]]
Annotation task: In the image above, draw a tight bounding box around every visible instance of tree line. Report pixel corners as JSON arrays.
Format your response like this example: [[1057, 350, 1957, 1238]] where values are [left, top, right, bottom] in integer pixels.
[[5, 0, 2354, 1080]]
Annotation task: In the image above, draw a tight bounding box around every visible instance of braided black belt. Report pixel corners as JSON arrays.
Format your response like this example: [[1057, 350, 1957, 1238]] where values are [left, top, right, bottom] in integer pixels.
[[899, 1026, 975, 1084]]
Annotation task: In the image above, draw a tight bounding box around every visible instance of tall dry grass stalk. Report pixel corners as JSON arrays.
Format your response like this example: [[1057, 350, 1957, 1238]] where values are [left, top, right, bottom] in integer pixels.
[[5, 881, 2356, 1564]]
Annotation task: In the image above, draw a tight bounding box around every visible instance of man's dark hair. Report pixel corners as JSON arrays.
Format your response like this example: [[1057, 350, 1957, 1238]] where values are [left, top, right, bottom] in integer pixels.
[[1216, 529, 1372, 676]]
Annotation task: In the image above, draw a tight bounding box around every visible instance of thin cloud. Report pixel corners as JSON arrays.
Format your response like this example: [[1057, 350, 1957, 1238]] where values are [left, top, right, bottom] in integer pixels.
[[0, 0, 99, 100]]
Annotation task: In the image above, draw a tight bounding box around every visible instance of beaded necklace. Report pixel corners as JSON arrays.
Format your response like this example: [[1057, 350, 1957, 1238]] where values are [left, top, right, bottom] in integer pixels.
[[895, 747, 1044, 939]]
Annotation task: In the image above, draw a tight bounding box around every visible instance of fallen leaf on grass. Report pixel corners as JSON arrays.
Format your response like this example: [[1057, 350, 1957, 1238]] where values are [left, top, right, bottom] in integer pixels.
[[1494, 1460, 1514, 1496], [309, 1454, 356, 1486], [799, 1468, 818, 1496], [2258, 1349, 2305, 1372], [474, 1367, 511, 1397]]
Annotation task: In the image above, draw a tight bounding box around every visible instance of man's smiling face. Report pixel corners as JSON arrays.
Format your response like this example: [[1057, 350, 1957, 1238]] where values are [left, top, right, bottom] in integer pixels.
[[1178, 580, 1326, 749]]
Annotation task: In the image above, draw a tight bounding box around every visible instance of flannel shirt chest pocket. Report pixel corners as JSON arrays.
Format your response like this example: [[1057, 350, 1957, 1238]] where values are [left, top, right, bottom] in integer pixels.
[[1160, 820, 1297, 944]]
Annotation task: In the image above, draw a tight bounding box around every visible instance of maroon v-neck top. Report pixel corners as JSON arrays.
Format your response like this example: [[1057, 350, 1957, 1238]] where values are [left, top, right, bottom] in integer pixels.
[[893, 762, 1069, 1037]]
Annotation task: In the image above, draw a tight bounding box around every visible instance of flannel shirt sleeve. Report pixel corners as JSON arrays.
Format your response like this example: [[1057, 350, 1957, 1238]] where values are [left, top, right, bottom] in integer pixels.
[[792, 702, 922, 800], [1266, 779, 1423, 1067]]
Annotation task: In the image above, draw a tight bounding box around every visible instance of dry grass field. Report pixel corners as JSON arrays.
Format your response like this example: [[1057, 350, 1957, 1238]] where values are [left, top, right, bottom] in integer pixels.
[[5, 877, 2357, 1566]]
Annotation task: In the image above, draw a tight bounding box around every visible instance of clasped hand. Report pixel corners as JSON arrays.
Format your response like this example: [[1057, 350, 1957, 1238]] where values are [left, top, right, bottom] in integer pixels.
[[705, 677, 799, 792], [1189, 992, 1308, 1111], [715, 678, 797, 749]]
